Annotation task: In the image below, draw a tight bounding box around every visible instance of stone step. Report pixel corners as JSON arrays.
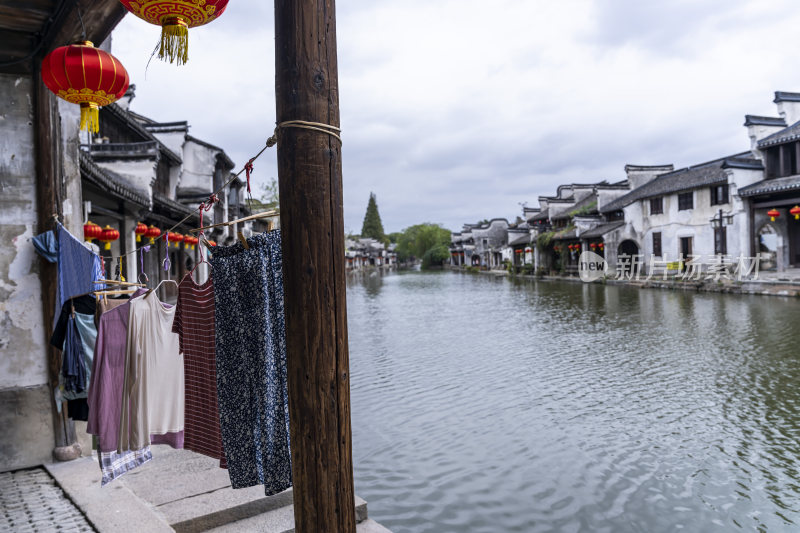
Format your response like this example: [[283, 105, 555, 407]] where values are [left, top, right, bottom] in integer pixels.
[[169, 487, 367, 533], [44, 458, 173, 533], [204, 496, 370, 533]]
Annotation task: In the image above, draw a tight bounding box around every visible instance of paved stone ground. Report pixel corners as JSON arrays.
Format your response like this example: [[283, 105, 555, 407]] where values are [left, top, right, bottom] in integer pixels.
[[0, 468, 94, 533]]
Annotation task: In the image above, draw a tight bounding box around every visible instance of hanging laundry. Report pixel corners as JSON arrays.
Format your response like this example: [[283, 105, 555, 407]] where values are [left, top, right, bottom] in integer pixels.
[[62, 315, 86, 393], [89, 289, 183, 486], [31, 229, 58, 263], [51, 295, 96, 349], [210, 230, 292, 496], [55, 224, 104, 324], [94, 294, 130, 327], [172, 273, 227, 468], [51, 296, 97, 419], [119, 292, 184, 453]]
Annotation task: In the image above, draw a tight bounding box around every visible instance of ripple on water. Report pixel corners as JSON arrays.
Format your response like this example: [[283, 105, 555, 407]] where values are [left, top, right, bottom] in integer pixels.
[[347, 272, 800, 532]]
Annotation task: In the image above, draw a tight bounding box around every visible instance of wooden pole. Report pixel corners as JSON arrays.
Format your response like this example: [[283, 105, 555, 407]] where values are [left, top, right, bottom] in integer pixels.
[[274, 0, 356, 532], [33, 61, 76, 451]]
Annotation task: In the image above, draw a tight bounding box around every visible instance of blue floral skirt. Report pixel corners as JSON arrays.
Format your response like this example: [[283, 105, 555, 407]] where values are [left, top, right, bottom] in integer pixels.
[[210, 230, 292, 495]]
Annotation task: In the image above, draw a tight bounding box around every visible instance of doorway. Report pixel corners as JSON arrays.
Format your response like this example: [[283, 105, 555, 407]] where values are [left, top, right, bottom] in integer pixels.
[[679, 236, 693, 272], [790, 216, 800, 266]]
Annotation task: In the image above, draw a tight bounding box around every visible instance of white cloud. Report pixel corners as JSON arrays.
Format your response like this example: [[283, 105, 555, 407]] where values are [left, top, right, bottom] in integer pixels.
[[112, 0, 800, 233]]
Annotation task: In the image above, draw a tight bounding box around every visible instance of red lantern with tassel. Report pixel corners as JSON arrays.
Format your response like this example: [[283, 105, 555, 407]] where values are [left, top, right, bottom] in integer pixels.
[[767, 209, 780, 222], [41, 42, 129, 133], [118, 0, 229, 65], [99, 225, 120, 250], [599, 243, 605, 250], [83, 221, 102, 242], [145, 225, 161, 244], [590, 243, 597, 249], [135, 222, 148, 242], [791, 206, 800, 220]]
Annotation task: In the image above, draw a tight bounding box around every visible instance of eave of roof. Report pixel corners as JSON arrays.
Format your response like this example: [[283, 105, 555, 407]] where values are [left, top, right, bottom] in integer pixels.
[[744, 115, 786, 127], [153, 191, 199, 221], [600, 153, 761, 213], [103, 104, 183, 165], [738, 175, 800, 197], [579, 220, 625, 239]]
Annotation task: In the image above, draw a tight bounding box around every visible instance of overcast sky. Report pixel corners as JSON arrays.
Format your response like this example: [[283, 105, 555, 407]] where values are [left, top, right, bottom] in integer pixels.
[[112, 0, 800, 234]]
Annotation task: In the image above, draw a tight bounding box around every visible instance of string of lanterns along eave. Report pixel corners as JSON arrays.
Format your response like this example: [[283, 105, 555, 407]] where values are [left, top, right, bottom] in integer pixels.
[[86, 136, 275, 262]]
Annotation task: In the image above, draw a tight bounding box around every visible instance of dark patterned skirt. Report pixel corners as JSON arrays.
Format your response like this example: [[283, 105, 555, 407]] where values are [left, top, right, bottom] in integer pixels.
[[210, 229, 292, 495]]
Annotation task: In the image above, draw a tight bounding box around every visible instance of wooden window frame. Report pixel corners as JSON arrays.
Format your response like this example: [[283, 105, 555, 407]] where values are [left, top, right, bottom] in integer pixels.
[[678, 191, 693, 211], [652, 231, 662, 257], [650, 197, 663, 215]]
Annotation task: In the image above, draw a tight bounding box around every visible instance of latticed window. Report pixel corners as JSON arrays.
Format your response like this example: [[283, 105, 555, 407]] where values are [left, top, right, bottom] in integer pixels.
[[650, 197, 663, 215], [678, 192, 693, 211]]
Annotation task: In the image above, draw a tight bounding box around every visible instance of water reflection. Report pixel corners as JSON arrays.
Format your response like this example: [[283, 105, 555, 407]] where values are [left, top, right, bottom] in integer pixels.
[[347, 271, 800, 532]]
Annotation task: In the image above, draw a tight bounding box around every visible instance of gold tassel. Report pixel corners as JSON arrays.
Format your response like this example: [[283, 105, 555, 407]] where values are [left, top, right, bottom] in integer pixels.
[[159, 18, 189, 65], [80, 103, 99, 133]]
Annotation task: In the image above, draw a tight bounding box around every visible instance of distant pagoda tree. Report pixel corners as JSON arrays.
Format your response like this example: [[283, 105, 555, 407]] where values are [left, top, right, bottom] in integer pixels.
[[360, 192, 385, 241]]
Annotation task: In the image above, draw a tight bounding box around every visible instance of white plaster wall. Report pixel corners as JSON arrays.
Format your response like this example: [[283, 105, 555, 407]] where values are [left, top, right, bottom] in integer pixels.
[[776, 100, 800, 126], [95, 158, 156, 203], [596, 188, 630, 211], [747, 124, 785, 153], [181, 141, 216, 191], [0, 75, 48, 389], [152, 131, 185, 159]]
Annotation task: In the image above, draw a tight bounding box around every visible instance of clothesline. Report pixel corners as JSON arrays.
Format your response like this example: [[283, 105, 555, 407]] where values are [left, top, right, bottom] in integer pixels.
[[99, 135, 276, 262], [96, 119, 341, 263]]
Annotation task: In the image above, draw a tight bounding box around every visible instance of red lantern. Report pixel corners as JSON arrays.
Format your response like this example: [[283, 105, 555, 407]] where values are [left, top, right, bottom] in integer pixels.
[[184, 235, 198, 250], [207, 239, 217, 247], [145, 225, 161, 244], [767, 209, 780, 222], [791, 206, 800, 220], [599, 243, 605, 250], [590, 243, 597, 249], [118, 0, 229, 65], [168, 232, 184, 248], [41, 42, 129, 133], [83, 221, 102, 242], [135, 222, 148, 242], [99, 225, 120, 251]]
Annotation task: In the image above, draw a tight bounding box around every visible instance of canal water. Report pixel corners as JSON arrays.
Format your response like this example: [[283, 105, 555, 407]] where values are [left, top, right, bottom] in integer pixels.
[[346, 270, 800, 533]]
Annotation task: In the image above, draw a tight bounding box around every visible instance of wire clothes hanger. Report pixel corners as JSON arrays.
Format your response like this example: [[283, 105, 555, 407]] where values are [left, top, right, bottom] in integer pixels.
[[145, 278, 179, 299]]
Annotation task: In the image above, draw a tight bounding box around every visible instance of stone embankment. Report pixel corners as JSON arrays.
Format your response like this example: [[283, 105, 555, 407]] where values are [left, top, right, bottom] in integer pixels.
[[453, 266, 800, 297]]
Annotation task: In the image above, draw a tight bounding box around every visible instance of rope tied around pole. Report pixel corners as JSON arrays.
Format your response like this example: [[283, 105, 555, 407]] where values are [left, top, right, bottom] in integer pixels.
[[97, 122, 341, 262]]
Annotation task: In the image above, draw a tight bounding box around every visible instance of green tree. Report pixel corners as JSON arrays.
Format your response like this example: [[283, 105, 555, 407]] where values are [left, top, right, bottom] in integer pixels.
[[258, 177, 279, 210], [360, 192, 385, 241], [395, 223, 451, 269], [386, 232, 402, 244]]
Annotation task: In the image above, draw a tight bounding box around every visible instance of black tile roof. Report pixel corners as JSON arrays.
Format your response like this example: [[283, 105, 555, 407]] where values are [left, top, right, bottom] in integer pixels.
[[551, 194, 598, 220], [153, 191, 199, 221], [774, 91, 800, 103], [744, 115, 786, 127], [738, 175, 800, 197], [600, 153, 762, 213], [529, 208, 549, 222], [757, 118, 800, 148], [507, 233, 531, 246], [580, 221, 625, 239], [79, 151, 150, 208], [103, 104, 183, 165]]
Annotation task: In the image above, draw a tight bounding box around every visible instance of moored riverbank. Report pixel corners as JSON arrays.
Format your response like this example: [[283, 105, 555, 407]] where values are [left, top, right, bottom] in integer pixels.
[[449, 265, 800, 297]]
